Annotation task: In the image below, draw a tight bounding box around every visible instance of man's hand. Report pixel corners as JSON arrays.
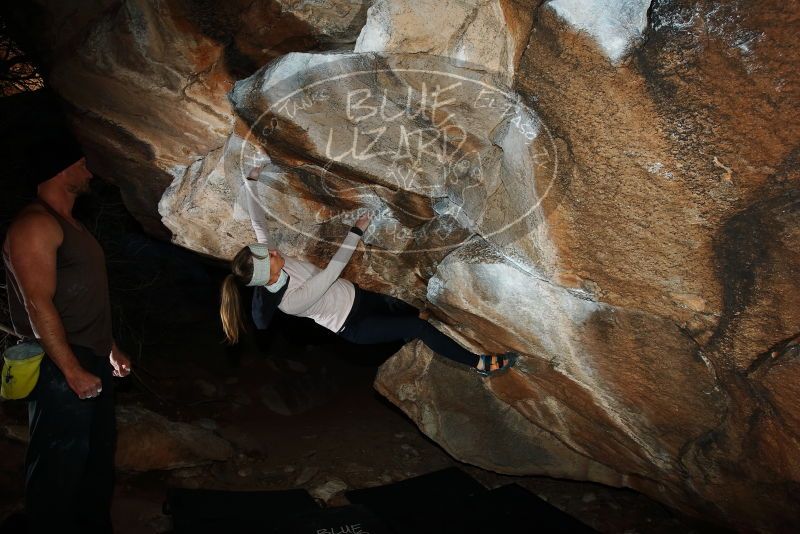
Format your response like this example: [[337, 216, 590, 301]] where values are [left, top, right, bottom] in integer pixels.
[[355, 212, 372, 231], [109, 344, 131, 377], [65, 367, 103, 399]]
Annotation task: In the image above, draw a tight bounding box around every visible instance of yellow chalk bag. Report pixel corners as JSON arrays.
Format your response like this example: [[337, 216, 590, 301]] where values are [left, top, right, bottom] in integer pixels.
[[1, 341, 45, 400]]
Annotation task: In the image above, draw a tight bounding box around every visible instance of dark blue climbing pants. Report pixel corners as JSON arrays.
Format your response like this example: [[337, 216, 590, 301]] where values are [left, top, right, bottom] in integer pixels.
[[25, 344, 116, 534], [337, 287, 480, 367]]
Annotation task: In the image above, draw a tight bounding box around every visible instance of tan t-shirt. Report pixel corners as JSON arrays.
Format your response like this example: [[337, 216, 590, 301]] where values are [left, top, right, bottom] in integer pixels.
[[3, 200, 113, 358]]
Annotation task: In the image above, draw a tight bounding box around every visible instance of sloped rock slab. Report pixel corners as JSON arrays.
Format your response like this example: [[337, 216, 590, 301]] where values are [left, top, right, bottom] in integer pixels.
[[116, 405, 233, 472]]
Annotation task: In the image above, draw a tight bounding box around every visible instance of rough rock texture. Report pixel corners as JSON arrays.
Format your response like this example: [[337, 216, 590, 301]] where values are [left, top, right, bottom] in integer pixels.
[[10, 0, 800, 529], [115, 405, 233, 472], [9, 0, 369, 235], [2, 407, 234, 474], [547, 0, 651, 64], [4, 406, 233, 474], [354, 0, 537, 84]]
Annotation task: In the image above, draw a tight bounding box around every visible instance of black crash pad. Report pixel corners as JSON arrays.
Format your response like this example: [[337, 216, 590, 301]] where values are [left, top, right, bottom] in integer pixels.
[[164, 469, 595, 534], [276, 504, 392, 534], [346, 468, 595, 534], [345, 467, 488, 533], [164, 487, 319, 533], [465, 483, 596, 533]]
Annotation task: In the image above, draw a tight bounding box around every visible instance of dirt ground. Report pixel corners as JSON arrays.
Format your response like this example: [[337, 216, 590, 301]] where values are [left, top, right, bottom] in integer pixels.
[[0, 312, 728, 534]]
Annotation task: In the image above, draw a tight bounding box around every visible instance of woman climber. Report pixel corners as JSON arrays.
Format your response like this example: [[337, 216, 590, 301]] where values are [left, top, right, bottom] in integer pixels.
[[219, 168, 517, 376]]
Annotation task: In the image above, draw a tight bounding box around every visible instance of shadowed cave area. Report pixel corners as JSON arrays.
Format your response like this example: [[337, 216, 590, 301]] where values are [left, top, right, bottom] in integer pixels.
[[0, 1, 798, 532]]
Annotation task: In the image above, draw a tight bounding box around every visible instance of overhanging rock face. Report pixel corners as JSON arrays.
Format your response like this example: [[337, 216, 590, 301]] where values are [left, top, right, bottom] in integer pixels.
[[227, 52, 558, 258], [12, 0, 800, 529]]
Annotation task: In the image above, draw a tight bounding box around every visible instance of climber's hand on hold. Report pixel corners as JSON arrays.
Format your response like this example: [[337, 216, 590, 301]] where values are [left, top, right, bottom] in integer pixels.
[[247, 166, 262, 180], [355, 212, 372, 231]]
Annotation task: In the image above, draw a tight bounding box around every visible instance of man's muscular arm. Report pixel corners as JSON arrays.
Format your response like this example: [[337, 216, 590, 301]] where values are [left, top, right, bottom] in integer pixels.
[[5, 209, 102, 399]]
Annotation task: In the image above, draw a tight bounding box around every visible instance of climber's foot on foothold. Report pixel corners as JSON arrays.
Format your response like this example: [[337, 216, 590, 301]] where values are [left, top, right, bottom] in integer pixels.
[[475, 352, 518, 377]]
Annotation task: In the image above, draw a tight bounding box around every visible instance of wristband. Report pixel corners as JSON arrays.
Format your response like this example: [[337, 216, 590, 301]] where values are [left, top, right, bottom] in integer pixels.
[[350, 226, 364, 236]]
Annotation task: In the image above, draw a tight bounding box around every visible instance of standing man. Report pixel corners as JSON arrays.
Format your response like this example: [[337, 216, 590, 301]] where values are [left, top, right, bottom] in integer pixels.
[[2, 136, 131, 533]]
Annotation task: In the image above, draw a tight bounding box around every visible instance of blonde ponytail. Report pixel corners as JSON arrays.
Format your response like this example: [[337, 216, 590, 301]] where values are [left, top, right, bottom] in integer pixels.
[[221, 247, 256, 344], [220, 274, 245, 344]]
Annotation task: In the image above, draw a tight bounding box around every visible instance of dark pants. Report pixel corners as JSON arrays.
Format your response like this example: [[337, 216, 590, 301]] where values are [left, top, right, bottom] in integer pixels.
[[337, 288, 480, 367], [25, 345, 116, 534]]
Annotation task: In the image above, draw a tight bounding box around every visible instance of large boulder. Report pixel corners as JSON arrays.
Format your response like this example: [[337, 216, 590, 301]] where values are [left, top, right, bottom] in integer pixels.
[[354, 0, 537, 84], [10, 0, 800, 529], [7, 0, 370, 234]]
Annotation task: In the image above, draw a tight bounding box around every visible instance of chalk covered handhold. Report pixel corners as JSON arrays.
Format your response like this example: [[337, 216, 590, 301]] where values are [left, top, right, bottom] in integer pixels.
[[548, 0, 651, 64]]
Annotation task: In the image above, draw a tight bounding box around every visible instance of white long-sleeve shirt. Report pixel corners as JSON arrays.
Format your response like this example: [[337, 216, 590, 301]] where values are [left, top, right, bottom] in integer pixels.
[[243, 176, 360, 332], [242, 178, 271, 245], [277, 231, 360, 332]]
